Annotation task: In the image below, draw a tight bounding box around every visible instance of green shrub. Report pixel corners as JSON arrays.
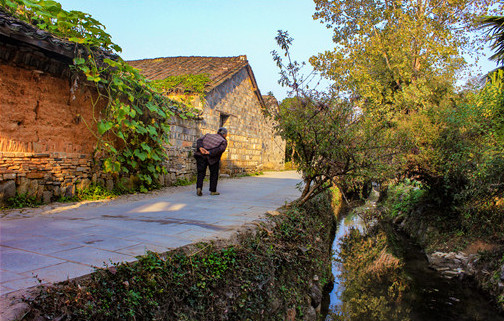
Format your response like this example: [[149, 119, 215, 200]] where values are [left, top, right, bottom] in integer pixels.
[[383, 179, 426, 218], [57, 184, 120, 203], [171, 176, 196, 186], [5, 193, 43, 208]]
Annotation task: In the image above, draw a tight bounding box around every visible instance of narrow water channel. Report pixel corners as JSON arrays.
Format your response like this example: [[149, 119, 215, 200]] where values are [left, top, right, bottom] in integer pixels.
[[322, 207, 504, 320]]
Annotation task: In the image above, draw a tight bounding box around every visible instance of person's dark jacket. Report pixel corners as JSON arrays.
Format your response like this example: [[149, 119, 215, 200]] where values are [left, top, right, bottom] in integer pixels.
[[194, 133, 228, 165]]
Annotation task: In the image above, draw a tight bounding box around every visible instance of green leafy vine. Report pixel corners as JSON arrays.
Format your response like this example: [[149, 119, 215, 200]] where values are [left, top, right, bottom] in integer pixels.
[[152, 74, 210, 95], [151, 73, 210, 109], [1, 0, 196, 190]]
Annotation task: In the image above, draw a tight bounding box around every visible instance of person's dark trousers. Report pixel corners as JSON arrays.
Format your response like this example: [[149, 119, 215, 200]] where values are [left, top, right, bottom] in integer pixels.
[[196, 157, 220, 192]]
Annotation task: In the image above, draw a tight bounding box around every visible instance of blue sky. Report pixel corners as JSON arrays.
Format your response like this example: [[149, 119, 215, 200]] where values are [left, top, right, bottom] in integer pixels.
[[57, 0, 335, 100], [57, 0, 497, 101]]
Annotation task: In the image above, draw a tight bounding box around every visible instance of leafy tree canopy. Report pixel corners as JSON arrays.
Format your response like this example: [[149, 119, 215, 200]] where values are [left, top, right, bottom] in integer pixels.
[[311, 0, 503, 117]]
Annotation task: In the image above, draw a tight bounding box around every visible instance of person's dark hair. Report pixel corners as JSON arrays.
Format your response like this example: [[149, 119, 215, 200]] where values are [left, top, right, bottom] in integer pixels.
[[217, 127, 228, 135]]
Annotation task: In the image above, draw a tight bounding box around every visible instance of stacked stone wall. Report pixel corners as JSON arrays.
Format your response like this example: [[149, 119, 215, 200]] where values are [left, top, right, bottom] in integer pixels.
[[0, 151, 97, 204], [161, 117, 202, 184]]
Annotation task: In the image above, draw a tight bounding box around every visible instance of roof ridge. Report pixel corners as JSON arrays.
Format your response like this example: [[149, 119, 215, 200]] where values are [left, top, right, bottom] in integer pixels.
[[127, 55, 247, 62]]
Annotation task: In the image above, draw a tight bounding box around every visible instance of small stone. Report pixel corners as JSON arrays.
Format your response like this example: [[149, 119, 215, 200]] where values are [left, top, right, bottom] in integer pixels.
[[106, 179, 114, 191], [0, 302, 31, 321], [455, 253, 466, 260], [42, 191, 52, 204], [3, 173, 16, 180], [445, 253, 457, 260], [28, 180, 39, 197], [77, 179, 91, 191], [64, 185, 75, 198], [0, 180, 16, 200], [500, 264, 504, 281], [303, 306, 317, 321], [53, 186, 61, 197], [436, 267, 451, 271], [442, 270, 460, 278], [309, 283, 322, 307]]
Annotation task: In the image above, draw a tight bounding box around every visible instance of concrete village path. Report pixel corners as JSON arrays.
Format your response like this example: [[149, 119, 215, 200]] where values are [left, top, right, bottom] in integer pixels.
[[0, 171, 302, 296]]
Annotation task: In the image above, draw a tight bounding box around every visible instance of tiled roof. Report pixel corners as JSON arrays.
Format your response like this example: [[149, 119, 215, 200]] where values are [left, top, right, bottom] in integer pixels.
[[127, 56, 249, 92]]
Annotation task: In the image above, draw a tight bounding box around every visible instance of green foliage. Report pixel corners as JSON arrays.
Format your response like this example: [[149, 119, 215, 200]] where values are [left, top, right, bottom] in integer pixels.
[[1, 0, 196, 191], [235, 171, 263, 178], [5, 193, 43, 208], [270, 31, 399, 205], [311, 0, 502, 118], [1, 0, 120, 52], [397, 75, 504, 238], [383, 179, 426, 218], [151, 74, 210, 95], [78, 184, 119, 201], [479, 16, 504, 66], [171, 176, 196, 186]]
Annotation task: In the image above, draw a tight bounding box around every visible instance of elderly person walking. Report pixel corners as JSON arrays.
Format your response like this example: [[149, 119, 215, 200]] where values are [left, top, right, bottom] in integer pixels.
[[194, 127, 228, 196]]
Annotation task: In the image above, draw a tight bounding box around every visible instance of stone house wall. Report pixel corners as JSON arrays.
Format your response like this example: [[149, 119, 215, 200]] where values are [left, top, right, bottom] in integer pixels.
[[160, 116, 201, 185], [195, 68, 285, 175], [162, 67, 285, 180]]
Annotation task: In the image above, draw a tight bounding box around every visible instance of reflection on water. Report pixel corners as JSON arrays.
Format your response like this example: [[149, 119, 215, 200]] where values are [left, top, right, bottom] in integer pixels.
[[324, 210, 504, 321], [328, 212, 366, 308]]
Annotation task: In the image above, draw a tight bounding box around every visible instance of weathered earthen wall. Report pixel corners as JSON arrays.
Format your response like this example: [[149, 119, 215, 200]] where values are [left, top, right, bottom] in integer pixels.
[[0, 40, 107, 205], [0, 64, 100, 154]]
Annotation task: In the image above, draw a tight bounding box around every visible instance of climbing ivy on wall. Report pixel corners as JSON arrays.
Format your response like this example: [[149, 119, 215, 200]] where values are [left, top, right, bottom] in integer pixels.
[[152, 74, 210, 95], [151, 74, 210, 109], [1, 0, 196, 190]]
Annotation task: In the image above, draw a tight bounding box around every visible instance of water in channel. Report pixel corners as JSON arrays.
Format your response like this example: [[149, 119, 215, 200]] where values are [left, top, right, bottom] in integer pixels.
[[321, 204, 504, 321]]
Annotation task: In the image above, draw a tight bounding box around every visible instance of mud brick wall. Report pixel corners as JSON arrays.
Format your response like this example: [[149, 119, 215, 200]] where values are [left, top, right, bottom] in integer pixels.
[[0, 65, 101, 155], [0, 38, 107, 205]]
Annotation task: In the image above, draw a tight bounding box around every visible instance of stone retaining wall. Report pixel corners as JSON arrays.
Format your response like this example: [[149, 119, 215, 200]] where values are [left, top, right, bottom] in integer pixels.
[[0, 151, 99, 203], [396, 212, 504, 311]]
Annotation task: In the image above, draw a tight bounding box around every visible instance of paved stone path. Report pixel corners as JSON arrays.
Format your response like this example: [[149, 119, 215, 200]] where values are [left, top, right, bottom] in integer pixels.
[[0, 171, 302, 296]]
